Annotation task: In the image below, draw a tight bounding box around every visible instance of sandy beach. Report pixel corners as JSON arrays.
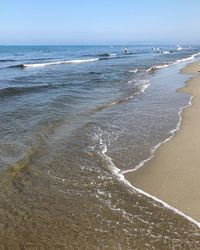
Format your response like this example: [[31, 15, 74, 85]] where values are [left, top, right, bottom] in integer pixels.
[[125, 60, 200, 222]]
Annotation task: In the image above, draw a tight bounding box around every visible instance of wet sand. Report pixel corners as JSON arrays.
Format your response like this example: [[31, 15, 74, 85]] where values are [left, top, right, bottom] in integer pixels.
[[125, 61, 200, 222]]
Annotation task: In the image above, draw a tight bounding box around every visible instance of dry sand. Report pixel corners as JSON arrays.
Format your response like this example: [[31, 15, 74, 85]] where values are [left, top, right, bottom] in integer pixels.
[[125, 61, 200, 222]]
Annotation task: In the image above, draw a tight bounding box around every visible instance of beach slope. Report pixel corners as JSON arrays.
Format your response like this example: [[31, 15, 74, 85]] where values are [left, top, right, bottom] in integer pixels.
[[125, 61, 200, 222]]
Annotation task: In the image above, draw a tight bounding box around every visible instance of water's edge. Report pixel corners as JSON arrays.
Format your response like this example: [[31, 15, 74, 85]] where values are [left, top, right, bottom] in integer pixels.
[[106, 60, 200, 227]]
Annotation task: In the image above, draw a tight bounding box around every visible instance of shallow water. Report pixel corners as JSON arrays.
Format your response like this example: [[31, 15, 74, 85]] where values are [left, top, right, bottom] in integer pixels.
[[0, 45, 200, 249]]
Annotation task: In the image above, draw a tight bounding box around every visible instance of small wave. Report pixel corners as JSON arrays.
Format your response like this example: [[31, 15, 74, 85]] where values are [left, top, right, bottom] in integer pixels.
[[175, 52, 200, 63], [84, 52, 135, 60], [128, 64, 170, 74], [148, 52, 200, 72], [146, 64, 170, 72], [128, 52, 200, 76], [90, 79, 150, 114], [161, 50, 170, 54], [12, 58, 100, 68]]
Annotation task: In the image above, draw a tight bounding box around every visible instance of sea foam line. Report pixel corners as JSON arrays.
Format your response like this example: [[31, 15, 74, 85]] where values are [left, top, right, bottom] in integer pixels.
[[147, 52, 200, 72], [98, 127, 200, 228], [175, 52, 200, 63], [123, 95, 193, 174], [146, 63, 170, 72], [128, 52, 200, 75]]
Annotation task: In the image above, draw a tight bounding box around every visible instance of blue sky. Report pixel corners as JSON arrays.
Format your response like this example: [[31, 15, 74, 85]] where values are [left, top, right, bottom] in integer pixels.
[[0, 0, 200, 45]]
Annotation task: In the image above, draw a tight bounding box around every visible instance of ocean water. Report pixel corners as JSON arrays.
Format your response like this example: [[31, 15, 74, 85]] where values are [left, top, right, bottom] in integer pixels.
[[0, 45, 200, 249]]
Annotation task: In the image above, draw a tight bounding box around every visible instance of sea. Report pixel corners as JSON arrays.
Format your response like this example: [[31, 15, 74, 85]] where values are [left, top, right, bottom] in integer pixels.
[[0, 45, 200, 249]]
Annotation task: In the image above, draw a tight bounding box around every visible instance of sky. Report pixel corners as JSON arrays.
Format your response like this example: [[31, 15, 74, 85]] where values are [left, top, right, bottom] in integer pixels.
[[0, 0, 200, 45]]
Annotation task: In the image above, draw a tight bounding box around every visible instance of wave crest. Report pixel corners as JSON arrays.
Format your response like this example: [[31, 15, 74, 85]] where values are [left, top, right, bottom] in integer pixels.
[[23, 58, 99, 68]]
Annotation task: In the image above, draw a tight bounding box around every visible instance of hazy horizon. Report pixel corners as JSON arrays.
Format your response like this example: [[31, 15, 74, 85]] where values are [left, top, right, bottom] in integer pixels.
[[1, 0, 200, 45]]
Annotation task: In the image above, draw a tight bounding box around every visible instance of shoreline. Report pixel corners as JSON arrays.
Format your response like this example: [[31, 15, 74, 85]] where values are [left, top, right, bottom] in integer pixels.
[[125, 60, 200, 222]]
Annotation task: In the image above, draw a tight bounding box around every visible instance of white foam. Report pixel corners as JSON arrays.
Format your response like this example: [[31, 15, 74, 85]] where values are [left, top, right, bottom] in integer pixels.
[[109, 53, 117, 57], [124, 79, 151, 100], [145, 52, 200, 74], [140, 79, 150, 92], [162, 50, 170, 54], [153, 47, 160, 51], [97, 126, 200, 228], [146, 64, 170, 72], [23, 58, 99, 67], [177, 45, 183, 51], [128, 69, 139, 73]]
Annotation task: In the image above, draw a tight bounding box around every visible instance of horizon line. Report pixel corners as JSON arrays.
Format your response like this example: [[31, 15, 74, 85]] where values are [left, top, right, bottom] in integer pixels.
[[0, 43, 199, 46]]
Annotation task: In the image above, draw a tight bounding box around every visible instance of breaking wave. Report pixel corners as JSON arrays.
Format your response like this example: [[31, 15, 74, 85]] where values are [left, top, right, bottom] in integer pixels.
[[10, 58, 100, 68], [128, 52, 200, 75]]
